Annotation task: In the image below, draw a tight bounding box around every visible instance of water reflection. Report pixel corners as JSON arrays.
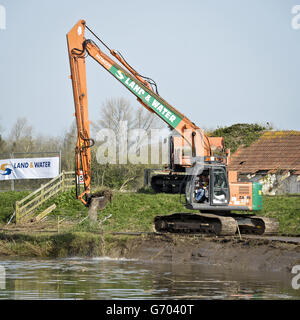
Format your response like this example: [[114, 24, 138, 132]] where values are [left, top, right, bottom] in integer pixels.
[[0, 257, 298, 300]]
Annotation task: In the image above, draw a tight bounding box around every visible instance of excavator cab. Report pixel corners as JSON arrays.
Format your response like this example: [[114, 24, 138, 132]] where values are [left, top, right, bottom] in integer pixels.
[[210, 167, 230, 206], [185, 163, 231, 211]]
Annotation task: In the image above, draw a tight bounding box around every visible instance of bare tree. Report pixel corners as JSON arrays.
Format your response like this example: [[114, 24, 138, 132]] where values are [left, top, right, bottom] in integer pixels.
[[0, 135, 6, 153], [0, 119, 6, 153], [34, 134, 62, 153], [92, 98, 133, 136], [92, 97, 165, 145], [60, 121, 77, 171], [88, 97, 166, 189], [8, 117, 34, 152]]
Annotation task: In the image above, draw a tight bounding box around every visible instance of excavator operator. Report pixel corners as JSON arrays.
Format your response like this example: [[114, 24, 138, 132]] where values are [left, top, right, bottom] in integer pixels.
[[195, 173, 209, 203]]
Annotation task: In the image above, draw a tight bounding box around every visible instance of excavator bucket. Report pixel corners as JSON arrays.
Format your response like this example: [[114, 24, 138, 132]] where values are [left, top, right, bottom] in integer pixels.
[[87, 189, 113, 222]]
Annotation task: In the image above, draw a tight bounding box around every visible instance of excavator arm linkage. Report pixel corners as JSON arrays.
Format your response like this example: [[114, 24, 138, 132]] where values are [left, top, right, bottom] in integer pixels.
[[67, 19, 211, 204]]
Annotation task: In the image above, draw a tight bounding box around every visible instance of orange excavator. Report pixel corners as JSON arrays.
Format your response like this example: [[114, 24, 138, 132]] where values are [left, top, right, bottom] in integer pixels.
[[67, 20, 279, 235]]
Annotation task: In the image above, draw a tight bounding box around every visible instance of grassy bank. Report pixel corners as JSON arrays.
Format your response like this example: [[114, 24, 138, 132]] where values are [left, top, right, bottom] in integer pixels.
[[0, 189, 299, 257], [0, 189, 300, 241], [0, 231, 132, 257], [259, 195, 300, 235]]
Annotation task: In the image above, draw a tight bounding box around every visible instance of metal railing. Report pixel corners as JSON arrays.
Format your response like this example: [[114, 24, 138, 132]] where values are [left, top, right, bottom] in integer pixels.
[[15, 171, 75, 223]]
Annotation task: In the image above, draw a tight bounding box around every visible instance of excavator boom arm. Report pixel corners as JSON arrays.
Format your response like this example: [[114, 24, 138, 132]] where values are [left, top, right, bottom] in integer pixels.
[[67, 20, 211, 203], [67, 20, 92, 204]]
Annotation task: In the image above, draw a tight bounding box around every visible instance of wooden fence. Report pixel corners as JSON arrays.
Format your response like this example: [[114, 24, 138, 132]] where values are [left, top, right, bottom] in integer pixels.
[[15, 171, 75, 223]]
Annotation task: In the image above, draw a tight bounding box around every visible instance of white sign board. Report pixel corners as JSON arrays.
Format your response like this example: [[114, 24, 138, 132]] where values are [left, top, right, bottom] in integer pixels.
[[0, 157, 59, 180]]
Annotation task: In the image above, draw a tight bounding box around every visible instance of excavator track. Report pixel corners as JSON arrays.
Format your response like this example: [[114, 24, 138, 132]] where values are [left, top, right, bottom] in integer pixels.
[[234, 215, 280, 235], [153, 213, 238, 236], [153, 213, 280, 236]]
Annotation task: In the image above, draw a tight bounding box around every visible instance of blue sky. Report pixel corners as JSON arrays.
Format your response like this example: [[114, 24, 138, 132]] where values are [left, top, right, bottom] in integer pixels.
[[0, 0, 299, 137]]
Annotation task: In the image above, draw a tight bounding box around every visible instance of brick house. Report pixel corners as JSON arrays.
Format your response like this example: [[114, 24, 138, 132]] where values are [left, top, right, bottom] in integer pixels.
[[228, 131, 300, 195]]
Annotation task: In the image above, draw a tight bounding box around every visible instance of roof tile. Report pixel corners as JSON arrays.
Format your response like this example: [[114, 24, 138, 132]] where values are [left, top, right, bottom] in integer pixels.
[[228, 131, 300, 174]]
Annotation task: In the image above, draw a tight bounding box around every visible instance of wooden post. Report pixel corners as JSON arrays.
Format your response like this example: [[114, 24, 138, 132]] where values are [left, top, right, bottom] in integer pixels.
[[10, 152, 14, 191], [62, 171, 65, 192], [15, 201, 20, 224]]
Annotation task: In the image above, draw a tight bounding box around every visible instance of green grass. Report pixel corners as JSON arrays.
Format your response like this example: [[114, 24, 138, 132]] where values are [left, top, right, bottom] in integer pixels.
[[258, 195, 300, 235], [0, 191, 30, 222], [1, 189, 300, 235], [40, 188, 88, 218], [99, 192, 193, 233]]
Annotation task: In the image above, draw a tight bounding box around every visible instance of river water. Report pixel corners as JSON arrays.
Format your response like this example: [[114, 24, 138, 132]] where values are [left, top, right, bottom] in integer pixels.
[[0, 256, 299, 300]]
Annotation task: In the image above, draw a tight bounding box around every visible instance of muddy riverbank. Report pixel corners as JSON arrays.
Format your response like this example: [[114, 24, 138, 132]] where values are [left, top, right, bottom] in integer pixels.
[[110, 234, 300, 273], [1, 231, 300, 274]]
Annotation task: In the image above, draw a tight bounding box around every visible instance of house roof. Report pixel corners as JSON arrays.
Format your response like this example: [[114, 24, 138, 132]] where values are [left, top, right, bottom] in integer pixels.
[[228, 131, 300, 175]]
